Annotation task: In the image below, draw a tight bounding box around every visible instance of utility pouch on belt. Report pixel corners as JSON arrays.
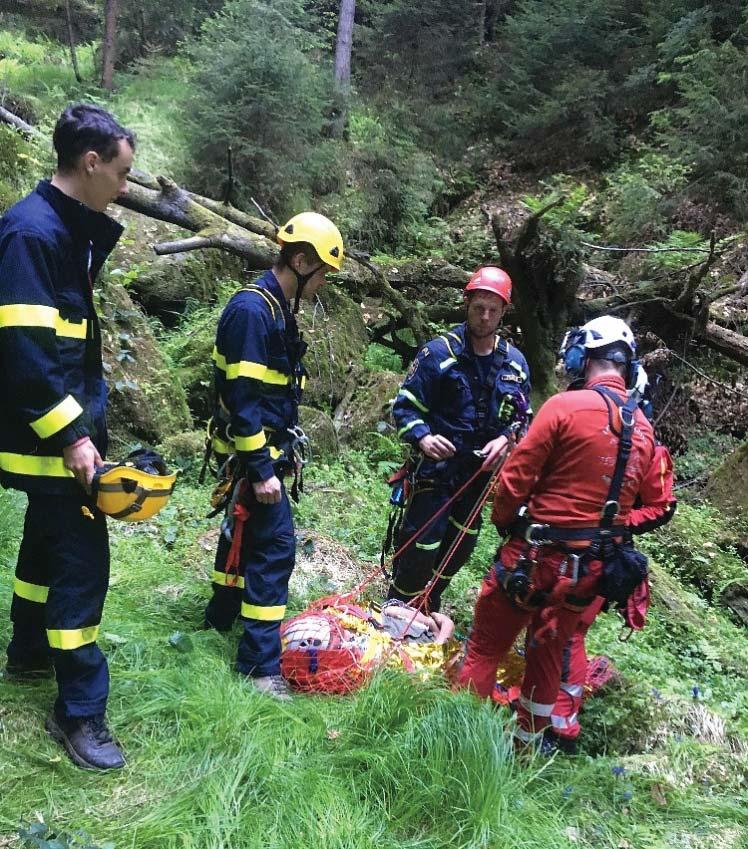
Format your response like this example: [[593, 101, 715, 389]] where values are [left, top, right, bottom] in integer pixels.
[[598, 543, 648, 605]]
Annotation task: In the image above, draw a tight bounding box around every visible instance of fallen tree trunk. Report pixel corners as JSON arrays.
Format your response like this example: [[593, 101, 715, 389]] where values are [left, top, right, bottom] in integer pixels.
[[1, 105, 744, 381], [0, 106, 39, 137], [701, 321, 748, 367]]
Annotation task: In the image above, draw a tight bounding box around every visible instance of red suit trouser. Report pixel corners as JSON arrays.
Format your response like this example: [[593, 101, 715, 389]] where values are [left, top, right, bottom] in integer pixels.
[[549, 596, 605, 739], [457, 538, 602, 738]]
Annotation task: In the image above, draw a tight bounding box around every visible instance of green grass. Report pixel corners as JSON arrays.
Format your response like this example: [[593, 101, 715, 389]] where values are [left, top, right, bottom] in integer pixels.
[[0, 29, 193, 180], [2, 458, 748, 848]]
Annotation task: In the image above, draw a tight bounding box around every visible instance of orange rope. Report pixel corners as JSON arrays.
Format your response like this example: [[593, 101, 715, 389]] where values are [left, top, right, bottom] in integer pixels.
[[311, 459, 492, 610], [385, 451, 508, 653]]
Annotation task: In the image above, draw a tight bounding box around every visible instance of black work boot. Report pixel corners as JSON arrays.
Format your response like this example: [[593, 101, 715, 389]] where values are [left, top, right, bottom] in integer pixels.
[[4, 656, 54, 680], [45, 713, 126, 771]]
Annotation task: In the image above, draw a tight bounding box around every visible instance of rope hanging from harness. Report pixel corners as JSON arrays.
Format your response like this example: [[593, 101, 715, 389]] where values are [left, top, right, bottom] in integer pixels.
[[224, 481, 251, 587]]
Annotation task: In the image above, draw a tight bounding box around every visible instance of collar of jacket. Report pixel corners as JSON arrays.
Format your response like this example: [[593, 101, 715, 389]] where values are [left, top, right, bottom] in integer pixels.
[[584, 373, 627, 396], [259, 268, 295, 324], [447, 323, 505, 359], [35, 180, 123, 254]]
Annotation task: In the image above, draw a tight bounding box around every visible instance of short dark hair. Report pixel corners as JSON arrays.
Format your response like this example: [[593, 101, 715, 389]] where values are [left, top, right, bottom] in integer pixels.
[[275, 241, 320, 269], [53, 103, 135, 172]]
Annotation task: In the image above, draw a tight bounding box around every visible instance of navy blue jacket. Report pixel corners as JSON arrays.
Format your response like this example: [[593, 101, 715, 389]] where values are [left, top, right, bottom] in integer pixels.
[[0, 181, 122, 495], [393, 323, 531, 459], [211, 271, 306, 482]]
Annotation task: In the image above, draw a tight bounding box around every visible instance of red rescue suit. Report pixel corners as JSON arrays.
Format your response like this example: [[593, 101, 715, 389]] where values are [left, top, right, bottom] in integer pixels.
[[551, 444, 676, 740], [457, 374, 656, 739]]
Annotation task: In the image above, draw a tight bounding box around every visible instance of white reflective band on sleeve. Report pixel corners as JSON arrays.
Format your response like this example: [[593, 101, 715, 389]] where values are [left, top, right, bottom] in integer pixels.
[[560, 683, 584, 698], [510, 361, 527, 381], [439, 357, 457, 371], [519, 694, 555, 717], [397, 388, 429, 413]]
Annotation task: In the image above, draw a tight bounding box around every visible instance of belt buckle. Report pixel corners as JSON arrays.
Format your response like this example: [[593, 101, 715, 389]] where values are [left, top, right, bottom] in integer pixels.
[[524, 522, 550, 545], [568, 553, 580, 585]]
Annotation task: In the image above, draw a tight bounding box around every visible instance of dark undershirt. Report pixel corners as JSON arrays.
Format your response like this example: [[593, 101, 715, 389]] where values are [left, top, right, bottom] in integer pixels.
[[473, 353, 494, 387]]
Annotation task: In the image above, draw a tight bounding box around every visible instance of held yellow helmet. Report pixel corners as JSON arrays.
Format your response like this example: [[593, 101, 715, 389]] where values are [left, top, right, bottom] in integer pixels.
[[91, 449, 177, 522], [277, 212, 344, 270]]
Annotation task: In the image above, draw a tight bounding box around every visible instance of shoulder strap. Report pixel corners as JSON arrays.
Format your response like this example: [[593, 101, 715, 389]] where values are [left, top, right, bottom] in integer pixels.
[[593, 386, 639, 531], [240, 284, 284, 327]]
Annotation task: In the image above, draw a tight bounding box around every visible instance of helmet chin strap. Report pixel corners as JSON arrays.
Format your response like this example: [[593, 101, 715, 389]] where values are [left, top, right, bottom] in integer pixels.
[[291, 264, 324, 314]]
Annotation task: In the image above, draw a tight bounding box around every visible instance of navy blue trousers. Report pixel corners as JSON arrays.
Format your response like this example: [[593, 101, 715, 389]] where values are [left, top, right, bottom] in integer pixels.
[[7, 493, 110, 718], [387, 470, 489, 612], [205, 481, 295, 677]]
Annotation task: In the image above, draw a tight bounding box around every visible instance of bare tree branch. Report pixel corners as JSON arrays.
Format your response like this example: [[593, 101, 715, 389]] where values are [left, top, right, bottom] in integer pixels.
[[668, 347, 748, 397], [581, 241, 714, 255]]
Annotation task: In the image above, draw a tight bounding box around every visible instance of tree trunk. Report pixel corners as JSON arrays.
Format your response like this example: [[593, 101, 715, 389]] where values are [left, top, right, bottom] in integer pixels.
[[101, 0, 119, 90], [331, 0, 355, 139], [477, 0, 487, 46], [64, 0, 83, 83], [484, 0, 498, 42], [701, 321, 748, 367], [491, 198, 584, 401]]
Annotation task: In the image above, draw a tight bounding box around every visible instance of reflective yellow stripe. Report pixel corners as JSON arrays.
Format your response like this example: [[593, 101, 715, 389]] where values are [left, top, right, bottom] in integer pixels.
[[30, 394, 83, 439], [211, 434, 284, 460], [0, 452, 73, 478], [213, 349, 291, 385], [448, 516, 479, 536], [431, 570, 452, 581], [391, 583, 421, 598], [300, 375, 307, 389], [398, 388, 429, 414], [0, 304, 58, 329], [13, 577, 49, 603], [398, 419, 425, 438], [55, 316, 87, 339], [212, 570, 245, 589], [415, 539, 441, 550], [47, 624, 99, 650], [0, 304, 87, 338], [227, 363, 290, 385], [243, 285, 280, 321], [211, 435, 233, 454], [660, 455, 667, 495], [440, 335, 457, 359], [235, 431, 266, 452], [241, 602, 286, 621]]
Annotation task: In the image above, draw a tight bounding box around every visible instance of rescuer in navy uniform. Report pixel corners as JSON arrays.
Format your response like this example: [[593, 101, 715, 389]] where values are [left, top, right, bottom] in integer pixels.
[[0, 104, 134, 770]]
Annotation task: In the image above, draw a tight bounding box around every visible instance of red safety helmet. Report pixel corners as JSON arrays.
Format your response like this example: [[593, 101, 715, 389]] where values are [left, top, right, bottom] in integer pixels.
[[465, 266, 512, 304]]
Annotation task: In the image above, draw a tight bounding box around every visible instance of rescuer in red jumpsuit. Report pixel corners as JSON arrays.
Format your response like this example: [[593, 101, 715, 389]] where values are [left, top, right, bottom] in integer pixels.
[[457, 316, 666, 748], [549, 400, 676, 747]]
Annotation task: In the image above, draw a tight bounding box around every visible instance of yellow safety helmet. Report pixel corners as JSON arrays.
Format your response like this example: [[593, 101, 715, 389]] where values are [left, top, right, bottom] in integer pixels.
[[277, 211, 344, 270], [91, 449, 177, 522]]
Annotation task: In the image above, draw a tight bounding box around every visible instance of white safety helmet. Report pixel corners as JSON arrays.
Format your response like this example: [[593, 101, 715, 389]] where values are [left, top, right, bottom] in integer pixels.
[[580, 316, 636, 358], [560, 314, 639, 387]]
